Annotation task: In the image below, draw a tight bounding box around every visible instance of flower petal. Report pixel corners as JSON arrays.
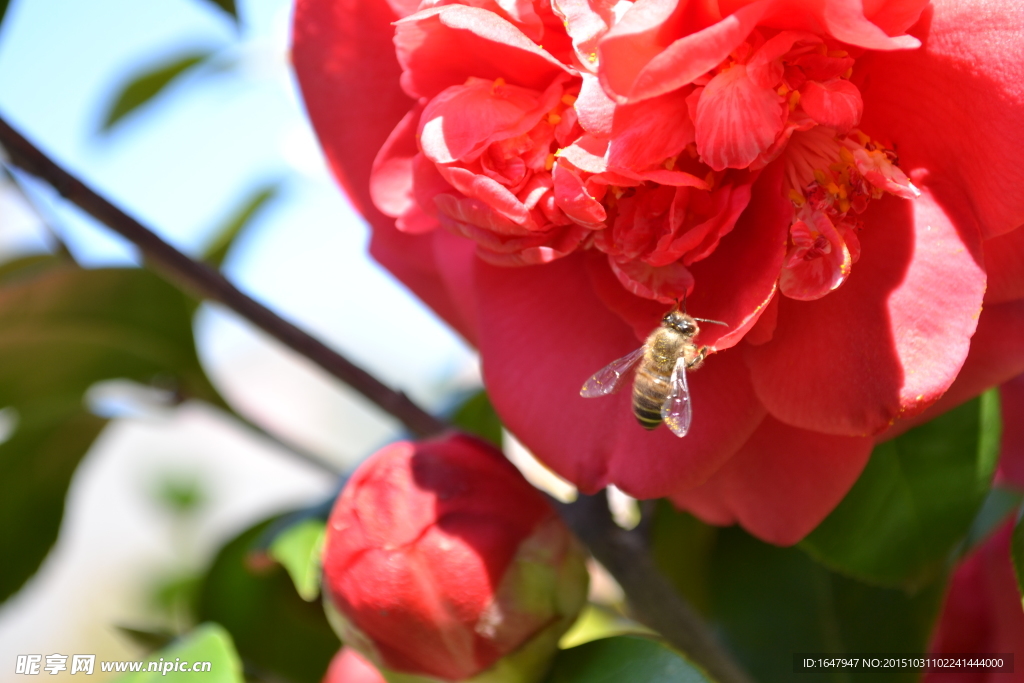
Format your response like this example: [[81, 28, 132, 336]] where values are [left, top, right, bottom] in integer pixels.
[[475, 252, 765, 497], [607, 88, 694, 171], [670, 417, 873, 545], [693, 64, 787, 171], [876, 298, 1024, 441], [599, 0, 767, 102], [856, 0, 1024, 239], [983, 227, 1024, 305], [755, 0, 924, 50], [395, 5, 572, 99], [798, 79, 863, 133], [996, 373, 1024, 490], [747, 186, 986, 436]]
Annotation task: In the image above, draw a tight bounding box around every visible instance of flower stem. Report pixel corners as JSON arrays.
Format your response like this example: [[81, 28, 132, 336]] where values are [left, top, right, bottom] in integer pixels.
[[0, 112, 752, 683], [555, 493, 755, 683]]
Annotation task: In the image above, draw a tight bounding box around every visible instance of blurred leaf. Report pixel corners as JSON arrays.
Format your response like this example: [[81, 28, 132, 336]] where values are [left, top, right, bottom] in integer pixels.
[[115, 623, 243, 683], [101, 52, 214, 130], [960, 486, 1023, 559], [451, 390, 503, 447], [0, 260, 226, 604], [197, 516, 339, 683], [0, 0, 9, 35], [801, 391, 1001, 587], [202, 184, 279, 268], [269, 518, 325, 602], [196, 0, 238, 22], [545, 636, 714, 683], [1013, 506, 1024, 600], [709, 526, 944, 683], [115, 625, 178, 653], [0, 400, 105, 602], [558, 605, 653, 649], [649, 500, 716, 616], [154, 472, 208, 515]]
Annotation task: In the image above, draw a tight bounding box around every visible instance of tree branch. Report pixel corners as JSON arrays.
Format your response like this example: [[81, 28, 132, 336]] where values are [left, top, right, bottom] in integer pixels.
[[0, 113, 448, 439], [556, 494, 755, 683], [0, 113, 751, 683]]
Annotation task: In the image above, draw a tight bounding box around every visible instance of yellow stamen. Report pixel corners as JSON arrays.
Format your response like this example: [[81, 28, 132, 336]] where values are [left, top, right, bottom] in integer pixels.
[[561, 93, 577, 106], [545, 153, 556, 171], [547, 113, 562, 126], [491, 77, 506, 94]]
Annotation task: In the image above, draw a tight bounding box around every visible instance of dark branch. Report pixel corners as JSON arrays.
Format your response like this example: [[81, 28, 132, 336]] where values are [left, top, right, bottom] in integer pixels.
[[556, 494, 755, 683], [1, 112, 751, 683], [0, 114, 448, 439]]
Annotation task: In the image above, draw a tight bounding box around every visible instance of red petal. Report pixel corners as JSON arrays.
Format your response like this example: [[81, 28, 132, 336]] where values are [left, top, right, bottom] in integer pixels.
[[476, 252, 765, 497], [607, 88, 694, 171], [671, 416, 873, 545], [877, 298, 1024, 441], [693, 65, 787, 171], [395, 5, 571, 99], [599, 1, 766, 102], [798, 79, 863, 133], [996, 373, 1024, 490], [856, 0, 1024, 239], [984, 227, 1024, 305], [747, 186, 986, 436], [751, 0, 924, 50], [293, 0, 471, 339], [926, 522, 1024, 672]]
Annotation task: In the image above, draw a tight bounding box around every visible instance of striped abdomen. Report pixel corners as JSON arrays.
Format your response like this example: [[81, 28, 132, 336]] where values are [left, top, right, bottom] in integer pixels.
[[632, 364, 672, 429]]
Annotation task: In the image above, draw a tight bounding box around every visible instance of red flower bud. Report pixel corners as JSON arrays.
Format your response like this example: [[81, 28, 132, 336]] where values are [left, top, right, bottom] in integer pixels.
[[322, 434, 588, 682], [323, 649, 386, 683]]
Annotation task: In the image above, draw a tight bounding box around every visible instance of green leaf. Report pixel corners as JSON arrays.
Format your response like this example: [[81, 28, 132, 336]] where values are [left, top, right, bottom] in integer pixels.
[[101, 52, 214, 130], [545, 636, 714, 683], [269, 518, 325, 602], [196, 0, 238, 22], [451, 390, 503, 447], [1012, 506, 1024, 601], [709, 526, 944, 683], [197, 515, 339, 683], [115, 623, 243, 683], [801, 391, 1001, 587], [0, 261, 226, 604], [202, 184, 279, 268], [0, 400, 105, 602]]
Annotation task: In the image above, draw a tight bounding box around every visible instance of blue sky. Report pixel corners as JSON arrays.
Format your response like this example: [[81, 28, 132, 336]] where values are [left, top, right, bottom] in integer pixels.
[[0, 0, 476, 444]]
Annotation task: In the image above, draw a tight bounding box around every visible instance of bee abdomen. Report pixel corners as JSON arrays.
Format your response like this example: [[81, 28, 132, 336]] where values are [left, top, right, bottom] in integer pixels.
[[632, 367, 669, 430]]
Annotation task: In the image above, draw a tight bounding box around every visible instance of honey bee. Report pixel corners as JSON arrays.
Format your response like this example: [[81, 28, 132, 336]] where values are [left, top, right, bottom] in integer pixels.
[[580, 310, 726, 437]]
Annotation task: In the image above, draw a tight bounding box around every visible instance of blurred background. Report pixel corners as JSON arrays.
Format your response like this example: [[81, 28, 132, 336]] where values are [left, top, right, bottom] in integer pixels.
[[0, 0, 480, 676]]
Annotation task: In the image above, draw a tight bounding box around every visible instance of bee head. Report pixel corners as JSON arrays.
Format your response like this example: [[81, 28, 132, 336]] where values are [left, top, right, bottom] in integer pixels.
[[663, 310, 698, 336]]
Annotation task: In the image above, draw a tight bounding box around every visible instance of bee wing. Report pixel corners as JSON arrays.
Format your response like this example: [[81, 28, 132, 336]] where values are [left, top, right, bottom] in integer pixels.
[[661, 355, 693, 438], [580, 347, 645, 398]]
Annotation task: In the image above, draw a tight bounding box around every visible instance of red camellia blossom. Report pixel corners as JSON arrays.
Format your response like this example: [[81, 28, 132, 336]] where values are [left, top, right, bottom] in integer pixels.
[[293, 0, 1024, 544], [321, 434, 588, 682]]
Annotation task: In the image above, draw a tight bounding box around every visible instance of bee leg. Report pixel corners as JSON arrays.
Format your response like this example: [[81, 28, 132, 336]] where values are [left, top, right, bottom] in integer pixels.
[[687, 346, 708, 371]]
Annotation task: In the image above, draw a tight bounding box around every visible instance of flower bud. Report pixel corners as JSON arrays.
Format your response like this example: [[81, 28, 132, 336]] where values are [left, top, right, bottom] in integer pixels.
[[323, 649, 386, 683], [322, 434, 588, 682]]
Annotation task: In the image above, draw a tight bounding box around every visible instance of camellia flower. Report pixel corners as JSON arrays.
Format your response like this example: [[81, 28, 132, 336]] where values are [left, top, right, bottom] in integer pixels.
[[924, 376, 1024, 681], [320, 434, 589, 682], [293, 0, 1024, 543]]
